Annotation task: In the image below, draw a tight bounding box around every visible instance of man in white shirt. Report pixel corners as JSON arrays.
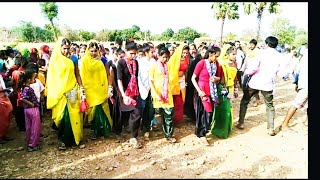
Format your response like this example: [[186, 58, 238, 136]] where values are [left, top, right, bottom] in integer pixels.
[[235, 40, 246, 88], [236, 36, 283, 136], [137, 44, 156, 139], [274, 49, 308, 135]]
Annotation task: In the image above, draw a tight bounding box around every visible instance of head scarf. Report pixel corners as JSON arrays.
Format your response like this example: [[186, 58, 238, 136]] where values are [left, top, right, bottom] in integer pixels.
[[40, 45, 50, 54], [167, 43, 186, 95], [22, 48, 30, 58]]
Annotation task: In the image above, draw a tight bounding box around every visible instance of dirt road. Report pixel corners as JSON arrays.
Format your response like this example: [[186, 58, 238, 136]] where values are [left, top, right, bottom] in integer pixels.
[[0, 77, 308, 178]]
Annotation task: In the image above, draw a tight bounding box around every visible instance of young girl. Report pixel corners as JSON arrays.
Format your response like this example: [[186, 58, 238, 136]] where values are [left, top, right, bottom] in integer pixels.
[[19, 70, 41, 152], [37, 59, 46, 86], [191, 47, 222, 145], [149, 46, 182, 143]]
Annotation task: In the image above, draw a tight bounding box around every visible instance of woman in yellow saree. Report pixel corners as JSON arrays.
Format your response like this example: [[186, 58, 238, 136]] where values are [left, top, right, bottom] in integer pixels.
[[80, 41, 112, 140], [46, 37, 86, 150], [169, 44, 189, 125], [210, 44, 238, 139]]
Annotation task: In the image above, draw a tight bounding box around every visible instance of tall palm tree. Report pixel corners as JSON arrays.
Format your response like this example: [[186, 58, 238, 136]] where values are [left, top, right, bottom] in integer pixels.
[[211, 2, 240, 44], [243, 2, 281, 41], [40, 2, 59, 41]]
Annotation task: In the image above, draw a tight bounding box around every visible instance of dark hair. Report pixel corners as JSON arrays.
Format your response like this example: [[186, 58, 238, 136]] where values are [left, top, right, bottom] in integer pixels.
[[142, 43, 152, 54], [226, 46, 237, 55], [71, 43, 79, 48], [125, 42, 137, 51], [146, 42, 154, 48], [25, 62, 39, 74], [115, 39, 122, 46], [37, 58, 46, 67], [137, 48, 144, 54], [204, 47, 221, 59], [110, 43, 114, 46], [265, 36, 278, 48], [80, 44, 87, 49], [0, 50, 6, 59], [201, 45, 209, 51], [116, 48, 125, 55], [18, 70, 34, 90], [189, 43, 197, 50], [70, 47, 76, 53], [137, 44, 143, 50], [157, 43, 166, 52], [15, 56, 29, 68], [105, 47, 109, 52], [88, 42, 100, 50], [61, 38, 72, 46], [6, 49, 14, 56], [158, 47, 170, 57], [183, 45, 190, 51], [249, 39, 258, 46]]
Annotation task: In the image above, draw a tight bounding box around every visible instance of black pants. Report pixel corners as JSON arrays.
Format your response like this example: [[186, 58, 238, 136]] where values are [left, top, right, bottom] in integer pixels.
[[141, 92, 155, 133], [194, 95, 213, 137], [238, 88, 275, 129], [237, 70, 244, 89], [117, 108, 141, 138]]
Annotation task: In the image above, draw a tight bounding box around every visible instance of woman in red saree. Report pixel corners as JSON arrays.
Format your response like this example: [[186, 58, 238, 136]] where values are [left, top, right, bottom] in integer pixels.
[[172, 45, 190, 125], [0, 74, 13, 144]]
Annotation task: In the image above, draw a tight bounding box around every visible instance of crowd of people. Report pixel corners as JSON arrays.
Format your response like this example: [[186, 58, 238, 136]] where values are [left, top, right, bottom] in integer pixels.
[[0, 36, 308, 151]]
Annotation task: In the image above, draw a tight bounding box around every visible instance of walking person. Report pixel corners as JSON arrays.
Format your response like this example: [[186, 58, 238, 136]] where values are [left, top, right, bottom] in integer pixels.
[[236, 36, 284, 136], [80, 41, 113, 140], [191, 46, 222, 145], [46, 37, 86, 150], [117, 42, 142, 148], [137, 43, 156, 140], [149, 46, 179, 143], [274, 49, 308, 134]]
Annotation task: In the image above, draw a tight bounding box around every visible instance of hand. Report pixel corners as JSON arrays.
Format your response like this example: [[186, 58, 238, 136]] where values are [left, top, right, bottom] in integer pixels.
[[108, 86, 113, 98], [198, 90, 206, 98], [178, 71, 184, 77], [29, 103, 34, 108], [155, 94, 161, 102], [234, 92, 238, 98], [80, 86, 86, 101], [210, 76, 220, 83]]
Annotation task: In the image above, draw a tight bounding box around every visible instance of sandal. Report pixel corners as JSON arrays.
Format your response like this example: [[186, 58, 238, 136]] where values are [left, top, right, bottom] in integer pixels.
[[28, 146, 41, 152], [59, 142, 66, 150]]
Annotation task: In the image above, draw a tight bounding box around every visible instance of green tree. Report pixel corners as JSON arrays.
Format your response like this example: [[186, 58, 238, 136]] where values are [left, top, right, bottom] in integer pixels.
[[211, 2, 239, 43], [44, 23, 61, 37], [200, 33, 210, 37], [160, 28, 174, 41], [60, 25, 80, 42], [271, 17, 296, 46], [172, 27, 201, 42], [150, 34, 161, 41], [95, 29, 110, 42], [79, 30, 95, 41], [243, 2, 281, 42], [40, 2, 59, 41], [131, 25, 141, 33], [13, 21, 36, 42], [292, 28, 308, 49], [224, 32, 238, 42]]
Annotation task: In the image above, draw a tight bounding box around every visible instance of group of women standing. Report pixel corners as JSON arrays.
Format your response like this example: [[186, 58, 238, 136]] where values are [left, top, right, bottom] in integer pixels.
[[6, 36, 240, 150]]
